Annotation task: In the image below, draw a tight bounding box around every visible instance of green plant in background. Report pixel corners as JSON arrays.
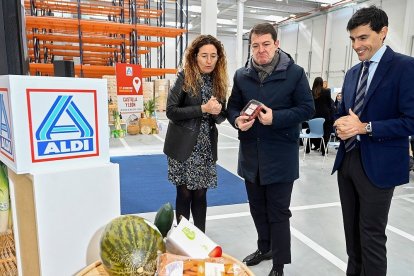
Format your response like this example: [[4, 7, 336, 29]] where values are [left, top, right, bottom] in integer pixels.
[[144, 98, 156, 118], [111, 110, 126, 138]]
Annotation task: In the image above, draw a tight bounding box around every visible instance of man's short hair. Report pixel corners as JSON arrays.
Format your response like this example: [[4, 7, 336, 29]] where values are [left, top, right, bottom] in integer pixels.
[[249, 23, 277, 43], [347, 5, 388, 33]]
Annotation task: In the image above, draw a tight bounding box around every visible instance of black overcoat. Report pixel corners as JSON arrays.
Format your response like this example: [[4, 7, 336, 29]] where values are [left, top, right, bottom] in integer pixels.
[[227, 50, 314, 185]]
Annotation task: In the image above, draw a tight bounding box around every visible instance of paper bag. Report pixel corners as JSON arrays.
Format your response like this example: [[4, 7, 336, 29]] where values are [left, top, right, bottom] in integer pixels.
[[165, 217, 222, 258]]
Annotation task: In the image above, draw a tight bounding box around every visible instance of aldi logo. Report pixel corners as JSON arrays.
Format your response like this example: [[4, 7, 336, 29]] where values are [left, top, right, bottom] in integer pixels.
[[0, 88, 14, 161], [27, 89, 99, 162]]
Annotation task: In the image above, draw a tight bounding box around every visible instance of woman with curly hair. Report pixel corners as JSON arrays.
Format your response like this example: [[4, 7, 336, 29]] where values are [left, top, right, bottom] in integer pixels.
[[163, 35, 228, 232]]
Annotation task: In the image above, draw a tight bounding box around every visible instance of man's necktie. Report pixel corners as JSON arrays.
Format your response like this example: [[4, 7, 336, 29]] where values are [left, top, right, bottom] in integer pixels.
[[345, 60, 371, 152]]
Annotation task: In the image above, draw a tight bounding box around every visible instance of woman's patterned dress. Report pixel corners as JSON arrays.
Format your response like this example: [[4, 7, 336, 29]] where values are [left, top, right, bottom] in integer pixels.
[[167, 74, 217, 190]]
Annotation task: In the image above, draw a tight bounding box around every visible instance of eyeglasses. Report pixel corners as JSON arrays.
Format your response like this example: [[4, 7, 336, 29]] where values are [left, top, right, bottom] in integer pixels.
[[197, 54, 219, 61]]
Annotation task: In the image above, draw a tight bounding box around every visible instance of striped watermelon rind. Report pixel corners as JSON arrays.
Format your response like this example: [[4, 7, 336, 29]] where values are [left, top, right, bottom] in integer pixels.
[[100, 215, 166, 275]]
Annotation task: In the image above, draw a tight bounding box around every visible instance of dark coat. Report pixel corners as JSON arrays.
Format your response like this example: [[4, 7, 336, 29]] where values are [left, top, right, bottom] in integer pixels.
[[163, 71, 227, 162], [332, 47, 414, 188], [313, 88, 334, 140], [227, 50, 315, 185], [313, 88, 333, 122]]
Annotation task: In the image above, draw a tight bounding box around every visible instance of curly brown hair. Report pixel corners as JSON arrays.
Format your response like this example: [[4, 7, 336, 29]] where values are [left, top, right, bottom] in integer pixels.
[[181, 35, 228, 102]]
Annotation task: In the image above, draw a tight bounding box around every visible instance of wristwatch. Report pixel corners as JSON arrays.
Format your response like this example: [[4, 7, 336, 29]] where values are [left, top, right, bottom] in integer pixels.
[[365, 122, 372, 134]]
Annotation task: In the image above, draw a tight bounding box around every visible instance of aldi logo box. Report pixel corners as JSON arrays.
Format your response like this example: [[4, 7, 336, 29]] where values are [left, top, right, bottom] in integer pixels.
[[27, 90, 98, 162], [0, 88, 15, 162], [0, 75, 109, 173]]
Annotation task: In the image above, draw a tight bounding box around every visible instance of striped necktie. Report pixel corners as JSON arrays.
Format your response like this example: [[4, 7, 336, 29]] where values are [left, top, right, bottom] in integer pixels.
[[345, 60, 371, 152]]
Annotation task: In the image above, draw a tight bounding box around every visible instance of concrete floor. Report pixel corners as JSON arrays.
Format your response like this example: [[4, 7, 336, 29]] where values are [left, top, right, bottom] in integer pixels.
[[110, 113, 414, 276]]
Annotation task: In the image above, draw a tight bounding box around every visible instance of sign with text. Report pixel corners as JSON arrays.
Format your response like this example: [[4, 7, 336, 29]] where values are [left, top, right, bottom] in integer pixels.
[[0, 75, 109, 173], [115, 63, 143, 116], [115, 63, 143, 96], [27, 89, 99, 162]]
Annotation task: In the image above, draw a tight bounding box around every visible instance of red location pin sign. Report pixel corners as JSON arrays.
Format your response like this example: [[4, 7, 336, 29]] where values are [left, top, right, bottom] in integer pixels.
[[133, 77, 141, 94]]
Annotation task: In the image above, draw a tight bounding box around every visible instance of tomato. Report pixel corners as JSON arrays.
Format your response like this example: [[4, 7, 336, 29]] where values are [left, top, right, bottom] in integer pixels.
[[208, 246, 222, 257]]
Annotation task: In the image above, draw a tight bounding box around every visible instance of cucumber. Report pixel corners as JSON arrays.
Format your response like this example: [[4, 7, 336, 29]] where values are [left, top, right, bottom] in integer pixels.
[[154, 202, 174, 237]]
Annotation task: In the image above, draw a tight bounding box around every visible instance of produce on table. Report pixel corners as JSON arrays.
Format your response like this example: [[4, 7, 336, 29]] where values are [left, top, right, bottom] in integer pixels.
[[154, 202, 174, 237], [208, 246, 223, 258], [0, 162, 10, 233], [100, 215, 166, 276]]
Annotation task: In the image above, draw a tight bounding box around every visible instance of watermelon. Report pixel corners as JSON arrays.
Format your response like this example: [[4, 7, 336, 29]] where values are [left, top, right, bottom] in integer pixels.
[[100, 215, 166, 276], [154, 202, 174, 237]]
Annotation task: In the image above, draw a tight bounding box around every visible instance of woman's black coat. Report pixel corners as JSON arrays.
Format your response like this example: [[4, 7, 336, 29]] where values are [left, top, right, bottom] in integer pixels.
[[163, 71, 227, 162]]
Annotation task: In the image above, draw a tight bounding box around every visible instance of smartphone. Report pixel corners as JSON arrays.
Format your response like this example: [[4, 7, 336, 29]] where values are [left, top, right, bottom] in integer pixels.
[[240, 100, 263, 121]]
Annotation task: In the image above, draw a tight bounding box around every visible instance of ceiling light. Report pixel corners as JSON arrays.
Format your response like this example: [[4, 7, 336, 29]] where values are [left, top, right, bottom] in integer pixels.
[[164, 21, 193, 29], [314, 0, 340, 3], [188, 5, 219, 14], [188, 5, 201, 13], [217, 18, 236, 25], [265, 15, 286, 22], [250, 9, 257, 13], [289, 14, 296, 18]]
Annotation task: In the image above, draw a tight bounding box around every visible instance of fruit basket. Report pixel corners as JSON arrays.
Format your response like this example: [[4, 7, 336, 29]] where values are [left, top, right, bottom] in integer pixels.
[[75, 253, 255, 276], [0, 230, 17, 276]]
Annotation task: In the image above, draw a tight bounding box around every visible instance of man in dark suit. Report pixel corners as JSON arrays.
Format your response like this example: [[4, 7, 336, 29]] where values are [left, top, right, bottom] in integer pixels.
[[227, 23, 314, 276], [333, 6, 414, 276]]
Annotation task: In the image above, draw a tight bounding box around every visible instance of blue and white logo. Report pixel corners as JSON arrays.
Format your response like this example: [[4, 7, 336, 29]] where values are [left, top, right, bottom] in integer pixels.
[[0, 93, 13, 159], [35, 95, 94, 157], [126, 66, 133, 76], [32, 93, 97, 161]]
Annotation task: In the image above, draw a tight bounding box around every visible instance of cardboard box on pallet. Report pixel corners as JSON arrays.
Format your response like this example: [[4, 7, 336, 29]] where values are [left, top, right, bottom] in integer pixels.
[[154, 79, 169, 111]]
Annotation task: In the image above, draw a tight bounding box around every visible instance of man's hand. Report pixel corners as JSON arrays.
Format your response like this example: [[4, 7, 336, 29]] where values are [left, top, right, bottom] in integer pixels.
[[258, 104, 273, 125], [334, 109, 366, 140], [235, 115, 255, 131]]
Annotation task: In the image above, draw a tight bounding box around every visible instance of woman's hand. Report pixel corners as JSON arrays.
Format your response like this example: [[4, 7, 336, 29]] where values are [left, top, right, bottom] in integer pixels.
[[201, 96, 222, 115]]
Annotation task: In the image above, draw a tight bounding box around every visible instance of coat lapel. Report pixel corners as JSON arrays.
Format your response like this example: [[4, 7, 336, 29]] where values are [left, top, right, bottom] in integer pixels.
[[345, 66, 361, 112], [363, 47, 394, 107]]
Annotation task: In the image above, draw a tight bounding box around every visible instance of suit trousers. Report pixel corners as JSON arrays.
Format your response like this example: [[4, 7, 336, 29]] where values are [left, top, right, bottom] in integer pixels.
[[338, 148, 394, 276], [245, 178, 293, 265]]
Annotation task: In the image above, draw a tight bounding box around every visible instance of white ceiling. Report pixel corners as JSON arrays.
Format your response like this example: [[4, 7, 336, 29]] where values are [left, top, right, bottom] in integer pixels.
[[156, 0, 351, 36]]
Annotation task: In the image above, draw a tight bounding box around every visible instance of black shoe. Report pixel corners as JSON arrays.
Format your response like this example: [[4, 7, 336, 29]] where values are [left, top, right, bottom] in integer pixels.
[[268, 267, 284, 276], [242, 249, 272, 266]]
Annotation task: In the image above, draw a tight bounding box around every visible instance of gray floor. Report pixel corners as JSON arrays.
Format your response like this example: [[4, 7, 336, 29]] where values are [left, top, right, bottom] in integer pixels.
[[110, 113, 414, 276]]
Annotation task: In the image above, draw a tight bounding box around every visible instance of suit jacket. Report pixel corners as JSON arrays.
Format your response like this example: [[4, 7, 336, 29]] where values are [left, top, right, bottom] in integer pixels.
[[332, 46, 414, 188], [163, 71, 226, 162], [227, 50, 314, 185]]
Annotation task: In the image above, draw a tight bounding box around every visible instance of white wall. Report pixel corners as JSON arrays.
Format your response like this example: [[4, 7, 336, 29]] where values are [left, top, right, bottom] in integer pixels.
[[150, 0, 414, 91], [278, 0, 413, 90]]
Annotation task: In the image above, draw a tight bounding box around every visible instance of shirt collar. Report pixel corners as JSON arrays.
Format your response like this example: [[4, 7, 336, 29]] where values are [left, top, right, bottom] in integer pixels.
[[369, 44, 387, 63]]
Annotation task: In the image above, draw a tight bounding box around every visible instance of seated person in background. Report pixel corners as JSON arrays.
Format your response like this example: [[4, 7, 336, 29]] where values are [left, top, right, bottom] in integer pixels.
[[334, 92, 342, 115]]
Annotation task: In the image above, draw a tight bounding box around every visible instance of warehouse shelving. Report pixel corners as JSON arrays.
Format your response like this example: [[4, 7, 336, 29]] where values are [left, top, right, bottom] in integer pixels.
[[24, 0, 188, 78]]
